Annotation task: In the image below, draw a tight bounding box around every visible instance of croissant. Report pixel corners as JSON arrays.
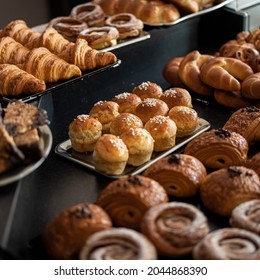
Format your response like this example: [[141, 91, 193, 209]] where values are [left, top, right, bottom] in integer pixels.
[[0, 64, 46, 96], [163, 57, 186, 87], [93, 0, 180, 24], [199, 57, 254, 92], [79, 228, 157, 260], [241, 72, 260, 99]]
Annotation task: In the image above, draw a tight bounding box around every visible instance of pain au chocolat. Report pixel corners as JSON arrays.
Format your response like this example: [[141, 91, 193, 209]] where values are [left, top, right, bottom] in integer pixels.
[[184, 128, 248, 170]]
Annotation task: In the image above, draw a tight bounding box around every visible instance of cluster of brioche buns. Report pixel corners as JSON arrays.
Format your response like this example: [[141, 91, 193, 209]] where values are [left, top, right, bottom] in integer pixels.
[[69, 81, 200, 175]]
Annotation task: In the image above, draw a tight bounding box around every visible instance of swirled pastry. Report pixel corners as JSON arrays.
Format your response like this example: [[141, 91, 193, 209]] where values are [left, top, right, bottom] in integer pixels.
[[112, 92, 142, 114], [223, 106, 260, 144], [200, 166, 260, 216], [96, 174, 169, 230], [143, 154, 207, 197], [42, 203, 112, 260], [246, 152, 260, 177], [79, 227, 157, 260], [193, 228, 260, 260], [230, 199, 260, 235], [141, 202, 209, 257], [184, 128, 248, 169]]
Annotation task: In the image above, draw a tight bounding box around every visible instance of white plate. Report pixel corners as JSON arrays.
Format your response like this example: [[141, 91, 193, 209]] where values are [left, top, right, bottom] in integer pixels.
[[0, 125, 53, 187], [55, 118, 210, 179]]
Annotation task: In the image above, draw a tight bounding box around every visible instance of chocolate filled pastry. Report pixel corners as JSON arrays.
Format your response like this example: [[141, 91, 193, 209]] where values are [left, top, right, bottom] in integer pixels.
[[68, 114, 102, 152], [246, 152, 260, 177], [223, 106, 260, 144], [112, 92, 142, 114], [79, 227, 157, 260], [132, 81, 163, 100], [70, 3, 105, 27], [230, 199, 260, 235], [141, 202, 209, 257], [96, 174, 168, 230], [168, 106, 199, 137], [109, 112, 143, 136], [160, 87, 192, 109], [163, 57, 186, 88], [143, 154, 207, 197], [134, 98, 169, 124], [192, 228, 260, 260], [42, 203, 112, 260], [89, 100, 120, 133], [144, 115, 177, 152], [78, 26, 119, 49], [184, 128, 248, 170], [47, 16, 88, 41], [105, 13, 143, 39], [93, 134, 129, 175], [200, 166, 260, 216], [120, 127, 154, 166]]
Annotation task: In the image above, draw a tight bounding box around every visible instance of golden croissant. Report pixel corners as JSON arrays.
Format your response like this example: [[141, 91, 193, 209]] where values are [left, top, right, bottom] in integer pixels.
[[0, 64, 46, 96]]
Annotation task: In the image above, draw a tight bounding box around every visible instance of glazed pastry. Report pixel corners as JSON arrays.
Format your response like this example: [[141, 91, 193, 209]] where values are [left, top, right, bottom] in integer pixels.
[[178, 50, 214, 96], [246, 152, 260, 177], [112, 92, 142, 114], [0, 64, 46, 97], [79, 227, 157, 260], [93, 0, 180, 25], [144, 115, 177, 152], [160, 87, 192, 109], [141, 202, 209, 257], [241, 72, 260, 100], [199, 57, 254, 92], [42, 203, 112, 260], [223, 106, 260, 144], [184, 128, 248, 169], [68, 114, 102, 152], [78, 26, 119, 49], [230, 199, 260, 235], [200, 166, 260, 216], [143, 154, 207, 197], [89, 100, 120, 133], [134, 98, 169, 124], [193, 228, 260, 260], [120, 127, 154, 166], [105, 13, 143, 39], [163, 57, 186, 87], [168, 106, 199, 137], [109, 113, 143, 136], [132, 81, 163, 100], [47, 16, 88, 41], [70, 2, 105, 27], [93, 134, 129, 175], [96, 174, 168, 230]]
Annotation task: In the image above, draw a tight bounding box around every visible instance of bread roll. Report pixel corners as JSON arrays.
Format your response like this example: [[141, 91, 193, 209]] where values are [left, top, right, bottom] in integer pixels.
[[68, 114, 102, 152], [132, 81, 163, 100], [93, 134, 129, 175], [112, 92, 142, 114], [160, 87, 192, 109]]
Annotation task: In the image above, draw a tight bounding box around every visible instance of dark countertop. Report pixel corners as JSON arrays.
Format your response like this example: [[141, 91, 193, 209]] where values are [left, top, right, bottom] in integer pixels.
[[0, 7, 255, 259]]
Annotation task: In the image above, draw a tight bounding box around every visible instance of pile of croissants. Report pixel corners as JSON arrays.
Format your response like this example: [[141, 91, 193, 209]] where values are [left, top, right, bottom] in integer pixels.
[[0, 20, 117, 97], [163, 28, 260, 109]]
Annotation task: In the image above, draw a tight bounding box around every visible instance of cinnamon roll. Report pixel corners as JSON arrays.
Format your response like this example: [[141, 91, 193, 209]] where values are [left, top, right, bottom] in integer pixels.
[[42, 203, 112, 260], [193, 228, 260, 260], [184, 128, 248, 170], [96, 175, 169, 230], [200, 166, 260, 216], [141, 202, 209, 257], [143, 154, 207, 197], [230, 199, 260, 235], [79, 228, 157, 260]]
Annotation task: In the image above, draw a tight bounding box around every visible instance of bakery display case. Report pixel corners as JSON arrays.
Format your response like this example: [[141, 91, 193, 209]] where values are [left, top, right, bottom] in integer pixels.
[[0, 1, 260, 260]]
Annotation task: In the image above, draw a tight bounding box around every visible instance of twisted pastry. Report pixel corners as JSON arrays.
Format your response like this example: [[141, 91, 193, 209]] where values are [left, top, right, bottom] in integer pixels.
[[223, 106, 260, 144], [200, 166, 260, 216], [143, 154, 207, 197], [79, 228, 157, 260], [241, 73, 260, 99], [42, 203, 112, 260], [141, 202, 209, 257], [162, 57, 186, 87], [193, 228, 260, 260], [230, 199, 260, 235], [184, 128, 248, 170], [0, 64, 46, 96], [96, 175, 168, 230]]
